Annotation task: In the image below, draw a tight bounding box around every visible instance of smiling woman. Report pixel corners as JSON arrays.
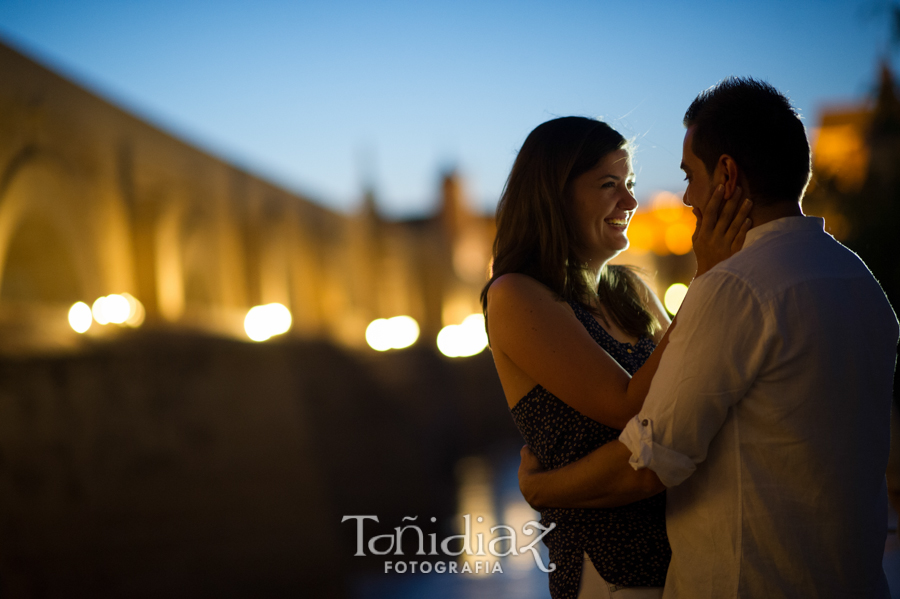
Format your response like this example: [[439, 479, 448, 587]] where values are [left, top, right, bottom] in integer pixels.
[[479, 116, 673, 599], [482, 118, 660, 351], [568, 148, 638, 270], [478, 115, 753, 599]]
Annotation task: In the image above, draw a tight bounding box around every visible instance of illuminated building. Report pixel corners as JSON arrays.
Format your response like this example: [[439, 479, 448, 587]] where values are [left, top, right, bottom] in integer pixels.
[[0, 40, 497, 355], [20, 37, 890, 356]]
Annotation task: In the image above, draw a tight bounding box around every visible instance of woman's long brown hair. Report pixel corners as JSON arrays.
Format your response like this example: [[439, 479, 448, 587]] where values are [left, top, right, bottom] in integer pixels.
[[481, 116, 659, 340]]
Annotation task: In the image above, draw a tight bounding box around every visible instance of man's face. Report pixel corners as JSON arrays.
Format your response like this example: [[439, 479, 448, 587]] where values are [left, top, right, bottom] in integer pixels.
[[680, 126, 717, 216]]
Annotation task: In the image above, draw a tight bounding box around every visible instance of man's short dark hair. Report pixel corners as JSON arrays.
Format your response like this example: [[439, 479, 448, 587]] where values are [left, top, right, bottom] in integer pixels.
[[683, 77, 811, 204]]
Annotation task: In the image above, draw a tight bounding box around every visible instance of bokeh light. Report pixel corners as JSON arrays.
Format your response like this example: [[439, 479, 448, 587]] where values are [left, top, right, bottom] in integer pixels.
[[365, 315, 420, 351], [664, 223, 694, 255], [437, 313, 488, 358], [103, 294, 131, 324], [91, 296, 110, 325], [123, 293, 146, 327], [623, 192, 698, 256], [365, 318, 392, 351], [624, 218, 654, 254], [386, 315, 419, 349], [502, 499, 542, 572], [90, 293, 146, 328], [244, 303, 292, 342], [664, 283, 689, 315], [651, 191, 685, 222], [68, 302, 92, 333], [454, 456, 495, 576]]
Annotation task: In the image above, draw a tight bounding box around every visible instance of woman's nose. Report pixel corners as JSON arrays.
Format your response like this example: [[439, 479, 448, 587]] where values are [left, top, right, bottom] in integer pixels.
[[619, 189, 638, 210]]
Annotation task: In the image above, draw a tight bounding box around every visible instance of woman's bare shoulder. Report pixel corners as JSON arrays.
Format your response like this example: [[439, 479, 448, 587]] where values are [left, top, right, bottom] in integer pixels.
[[487, 273, 557, 306], [486, 273, 575, 350], [486, 271, 636, 427]]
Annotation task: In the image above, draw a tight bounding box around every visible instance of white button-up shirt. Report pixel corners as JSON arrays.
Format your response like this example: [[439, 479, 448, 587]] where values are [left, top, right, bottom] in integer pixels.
[[620, 216, 899, 598]]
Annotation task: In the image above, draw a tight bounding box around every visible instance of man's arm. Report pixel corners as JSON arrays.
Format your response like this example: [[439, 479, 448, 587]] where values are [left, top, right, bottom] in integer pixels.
[[518, 269, 771, 509], [518, 441, 665, 509]]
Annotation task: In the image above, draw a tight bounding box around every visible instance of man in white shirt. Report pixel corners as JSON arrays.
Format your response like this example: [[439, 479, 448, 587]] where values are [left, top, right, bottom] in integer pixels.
[[518, 78, 899, 598]]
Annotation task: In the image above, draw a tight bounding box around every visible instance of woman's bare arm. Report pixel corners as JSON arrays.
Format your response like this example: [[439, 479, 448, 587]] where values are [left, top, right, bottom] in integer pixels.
[[488, 275, 668, 429], [489, 184, 752, 431]]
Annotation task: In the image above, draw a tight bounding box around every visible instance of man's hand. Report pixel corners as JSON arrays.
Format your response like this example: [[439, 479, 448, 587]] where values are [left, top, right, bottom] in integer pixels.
[[517, 440, 665, 510], [518, 445, 545, 509], [693, 184, 752, 277]]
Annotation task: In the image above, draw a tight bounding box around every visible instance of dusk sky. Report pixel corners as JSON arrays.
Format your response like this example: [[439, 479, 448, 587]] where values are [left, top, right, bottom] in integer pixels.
[[0, 0, 894, 217]]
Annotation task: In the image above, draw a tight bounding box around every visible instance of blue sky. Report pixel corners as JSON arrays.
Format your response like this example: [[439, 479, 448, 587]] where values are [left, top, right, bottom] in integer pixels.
[[0, 0, 893, 217]]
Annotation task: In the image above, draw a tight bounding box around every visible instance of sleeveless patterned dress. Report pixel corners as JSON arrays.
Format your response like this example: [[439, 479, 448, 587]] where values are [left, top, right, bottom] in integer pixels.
[[509, 301, 670, 598]]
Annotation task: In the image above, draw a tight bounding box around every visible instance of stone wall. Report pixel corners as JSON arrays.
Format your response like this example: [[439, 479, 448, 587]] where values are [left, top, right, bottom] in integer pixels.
[[0, 332, 516, 597]]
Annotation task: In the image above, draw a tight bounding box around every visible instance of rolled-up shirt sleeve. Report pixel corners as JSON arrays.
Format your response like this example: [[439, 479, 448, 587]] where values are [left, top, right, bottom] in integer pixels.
[[619, 269, 773, 488]]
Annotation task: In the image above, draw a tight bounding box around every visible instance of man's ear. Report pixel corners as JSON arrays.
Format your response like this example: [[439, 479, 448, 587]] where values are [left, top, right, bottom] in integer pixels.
[[717, 154, 740, 199]]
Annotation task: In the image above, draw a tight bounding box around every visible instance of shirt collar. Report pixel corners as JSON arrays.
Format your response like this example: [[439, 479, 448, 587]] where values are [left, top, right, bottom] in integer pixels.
[[743, 215, 825, 250]]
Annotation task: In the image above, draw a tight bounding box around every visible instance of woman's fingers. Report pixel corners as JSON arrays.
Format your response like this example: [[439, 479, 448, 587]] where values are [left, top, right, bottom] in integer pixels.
[[692, 185, 753, 277], [714, 186, 742, 236], [692, 184, 724, 245], [724, 195, 753, 240], [702, 184, 726, 235], [732, 216, 753, 254], [722, 188, 751, 238]]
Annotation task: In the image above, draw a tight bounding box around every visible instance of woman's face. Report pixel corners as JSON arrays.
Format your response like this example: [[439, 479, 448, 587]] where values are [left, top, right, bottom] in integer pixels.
[[568, 148, 637, 267]]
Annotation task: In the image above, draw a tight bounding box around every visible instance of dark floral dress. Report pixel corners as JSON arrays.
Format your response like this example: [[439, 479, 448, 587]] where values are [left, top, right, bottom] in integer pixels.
[[509, 301, 670, 598]]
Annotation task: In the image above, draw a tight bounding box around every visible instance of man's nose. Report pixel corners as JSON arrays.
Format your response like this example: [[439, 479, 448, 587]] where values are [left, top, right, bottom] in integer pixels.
[[682, 190, 691, 207]]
